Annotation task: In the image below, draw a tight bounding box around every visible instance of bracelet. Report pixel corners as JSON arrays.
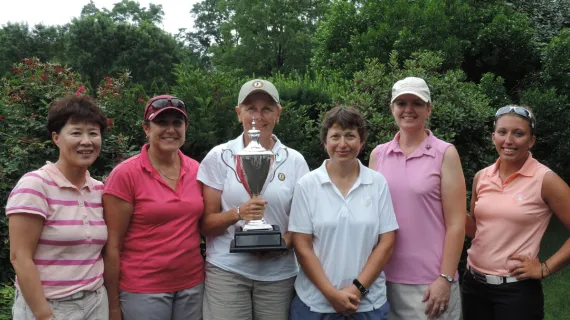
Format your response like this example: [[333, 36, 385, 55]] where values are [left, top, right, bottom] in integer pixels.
[[544, 261, 552, 277], [236, 206, 242, 220], [540, 263, 544, 279]]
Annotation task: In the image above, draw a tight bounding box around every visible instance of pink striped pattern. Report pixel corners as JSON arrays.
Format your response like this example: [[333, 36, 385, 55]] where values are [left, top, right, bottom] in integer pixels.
[[45, 220, 106, 226], [41, 273, 103, 286], [34, 256, 103, 266], [6, 163, 107, 299]]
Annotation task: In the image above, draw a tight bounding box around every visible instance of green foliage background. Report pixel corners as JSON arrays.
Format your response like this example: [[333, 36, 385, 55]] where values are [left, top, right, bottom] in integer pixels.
[[1, 0, 570, 318]]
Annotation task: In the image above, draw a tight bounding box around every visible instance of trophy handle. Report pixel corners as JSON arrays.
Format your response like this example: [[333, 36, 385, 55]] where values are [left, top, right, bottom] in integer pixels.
[[269, 147, 289, 182], [221, 149, 242, 183]]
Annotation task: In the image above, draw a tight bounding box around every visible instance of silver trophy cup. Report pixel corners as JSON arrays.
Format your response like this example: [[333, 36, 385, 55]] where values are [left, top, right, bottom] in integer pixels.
[[222, 118, 289, 252]]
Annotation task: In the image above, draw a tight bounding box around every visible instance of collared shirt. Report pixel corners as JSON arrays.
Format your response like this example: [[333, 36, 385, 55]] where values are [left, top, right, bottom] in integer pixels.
[[197, 133, 310, 281], [289, 160, 398, 313], [103, 144, 204, 293], [371, 130, 454, 284], [467, 154, 552, 276], [6, 162, 106, 299]]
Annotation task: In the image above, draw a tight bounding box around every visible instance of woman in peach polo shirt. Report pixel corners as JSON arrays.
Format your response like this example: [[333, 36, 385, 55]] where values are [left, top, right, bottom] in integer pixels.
[[463, 105, 570, 320]]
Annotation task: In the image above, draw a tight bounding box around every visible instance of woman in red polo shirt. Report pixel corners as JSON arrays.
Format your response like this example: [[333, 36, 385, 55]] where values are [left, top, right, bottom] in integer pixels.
[[463, 105, 570, 320], [103, 95, 204, 320]]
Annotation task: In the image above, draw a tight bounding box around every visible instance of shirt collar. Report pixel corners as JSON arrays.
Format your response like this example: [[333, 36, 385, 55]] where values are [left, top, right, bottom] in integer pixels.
[[140, 144, 189, 176], [489, 153, 538, 178], [42, 161, 94, 190], [314, 159, 373, 186], [386, 130, 436, 158]]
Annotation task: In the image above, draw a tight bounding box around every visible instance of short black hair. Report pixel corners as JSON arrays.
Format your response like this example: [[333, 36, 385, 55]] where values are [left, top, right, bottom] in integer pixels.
[[47, 95, 107, 134], [320, 106, 368, 145]]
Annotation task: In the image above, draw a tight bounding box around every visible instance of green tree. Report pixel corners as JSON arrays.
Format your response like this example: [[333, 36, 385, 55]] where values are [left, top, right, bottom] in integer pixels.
[[542, 29, 570, 97], [190, 0, 328, 76], [507, 0, 570, 45], [0, 23, 66, 77], [312, 0, 478, 78], [65, 2, 197, 90]]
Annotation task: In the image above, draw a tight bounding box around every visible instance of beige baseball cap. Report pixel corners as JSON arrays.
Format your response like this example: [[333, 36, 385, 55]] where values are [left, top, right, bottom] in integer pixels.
[[238, 79, 280, 105], [391, 77, 431, 103]]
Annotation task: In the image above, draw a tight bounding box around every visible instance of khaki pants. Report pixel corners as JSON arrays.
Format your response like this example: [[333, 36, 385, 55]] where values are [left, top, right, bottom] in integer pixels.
[[13, 286, 108, 320], [387, 282, 461, 320], [203, 262, 295, 320]]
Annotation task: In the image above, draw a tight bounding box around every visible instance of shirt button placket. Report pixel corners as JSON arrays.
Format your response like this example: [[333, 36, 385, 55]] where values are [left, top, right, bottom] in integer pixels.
[[79, 196, 91, 242]]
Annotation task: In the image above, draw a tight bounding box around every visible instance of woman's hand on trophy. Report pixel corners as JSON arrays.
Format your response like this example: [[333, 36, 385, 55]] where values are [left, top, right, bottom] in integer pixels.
[[239, 198, 268, 221]]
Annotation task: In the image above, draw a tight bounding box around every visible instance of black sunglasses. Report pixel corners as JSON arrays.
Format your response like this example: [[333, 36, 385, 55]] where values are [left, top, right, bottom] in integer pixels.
[[495, 106, 535, 129], [145, 98, 186, 119]]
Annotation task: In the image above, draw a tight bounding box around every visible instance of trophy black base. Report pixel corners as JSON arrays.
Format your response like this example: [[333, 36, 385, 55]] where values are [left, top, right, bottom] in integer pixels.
[[230, 225, 288, 253]]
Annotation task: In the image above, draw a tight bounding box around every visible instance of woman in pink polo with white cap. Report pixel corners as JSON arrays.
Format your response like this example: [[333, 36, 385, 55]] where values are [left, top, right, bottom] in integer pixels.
[[103, 95, 205, 320], [369, 77, 466, 319]]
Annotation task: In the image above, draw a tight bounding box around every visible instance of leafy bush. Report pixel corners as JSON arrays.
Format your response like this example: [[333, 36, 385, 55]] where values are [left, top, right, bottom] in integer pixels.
[[0, 282, 14, 319]]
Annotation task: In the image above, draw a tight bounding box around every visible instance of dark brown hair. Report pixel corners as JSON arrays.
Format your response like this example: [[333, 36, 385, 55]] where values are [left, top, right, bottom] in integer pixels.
[[320, 106, 368, 145], [47, 95, 107, 134]]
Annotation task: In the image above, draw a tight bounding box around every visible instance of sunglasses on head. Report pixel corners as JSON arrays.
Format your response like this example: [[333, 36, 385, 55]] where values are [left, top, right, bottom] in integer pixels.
[[495, 106, 535, 129], [145, 97, 186, 119]]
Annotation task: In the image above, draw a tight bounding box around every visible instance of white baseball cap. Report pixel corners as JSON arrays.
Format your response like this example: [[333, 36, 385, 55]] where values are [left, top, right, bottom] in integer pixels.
[[238, 79, 280, 105], [391, 77, 431, 103]]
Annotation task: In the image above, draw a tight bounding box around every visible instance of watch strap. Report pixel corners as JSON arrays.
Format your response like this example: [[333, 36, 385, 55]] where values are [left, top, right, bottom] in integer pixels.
[[353, 279, 369, 296], [440, 273, 454, 282]]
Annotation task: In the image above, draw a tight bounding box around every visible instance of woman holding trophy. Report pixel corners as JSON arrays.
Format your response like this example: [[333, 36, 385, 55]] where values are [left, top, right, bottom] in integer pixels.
[[288, 106, 398, 320], [197, 79, 310, 320]]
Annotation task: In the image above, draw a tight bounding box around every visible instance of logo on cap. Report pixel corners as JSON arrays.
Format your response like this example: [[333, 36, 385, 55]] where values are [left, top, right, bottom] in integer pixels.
[[253, 81, 264, 88]]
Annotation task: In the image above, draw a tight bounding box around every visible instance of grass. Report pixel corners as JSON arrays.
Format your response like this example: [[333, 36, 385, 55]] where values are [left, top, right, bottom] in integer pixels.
[[540, 216, 570, 320]]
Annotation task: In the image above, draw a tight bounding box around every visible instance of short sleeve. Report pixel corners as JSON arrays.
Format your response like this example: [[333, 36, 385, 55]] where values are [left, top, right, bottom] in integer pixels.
[[294, 153, 310, 182], [6, 173, 49, 218], [197, 146, 228, 191], [103, 163, 135, 204], [288, 180, 314, 234], [376, 178, 399, 234]]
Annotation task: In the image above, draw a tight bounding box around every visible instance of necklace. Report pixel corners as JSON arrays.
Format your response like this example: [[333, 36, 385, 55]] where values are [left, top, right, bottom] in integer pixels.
[[148, 153, 180, 180]]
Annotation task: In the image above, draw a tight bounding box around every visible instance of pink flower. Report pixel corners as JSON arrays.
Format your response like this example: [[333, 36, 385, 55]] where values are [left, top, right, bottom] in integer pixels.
[[75, 86, 86, 96]]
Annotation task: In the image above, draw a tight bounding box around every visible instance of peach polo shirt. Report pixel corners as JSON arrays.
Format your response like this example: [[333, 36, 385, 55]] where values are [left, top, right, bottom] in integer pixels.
[[467, 154, 552, 276]]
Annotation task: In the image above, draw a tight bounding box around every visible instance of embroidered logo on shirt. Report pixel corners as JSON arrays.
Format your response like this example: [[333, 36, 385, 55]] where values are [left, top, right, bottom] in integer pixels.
[[516, 193, 525, 201], [361, 196, 372, 207], [278, 173, 286, 181], [426, 144, 432, 150]]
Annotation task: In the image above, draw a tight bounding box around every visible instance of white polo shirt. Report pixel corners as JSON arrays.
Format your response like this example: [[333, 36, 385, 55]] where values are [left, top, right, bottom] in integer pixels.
[[289, 160, 399, 313], [197, 134, 310, 281]]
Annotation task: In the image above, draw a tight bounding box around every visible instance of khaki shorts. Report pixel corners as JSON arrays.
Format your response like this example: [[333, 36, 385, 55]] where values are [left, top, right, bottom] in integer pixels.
[[12, 286, 108, 320], [203, 262, 295, 320], [387, 281, 461, 320]]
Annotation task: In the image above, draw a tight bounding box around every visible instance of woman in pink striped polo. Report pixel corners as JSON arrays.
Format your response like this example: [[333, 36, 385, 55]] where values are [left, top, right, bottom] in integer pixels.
[[370, 77, 466, 320], [7, 95, 109, 320]]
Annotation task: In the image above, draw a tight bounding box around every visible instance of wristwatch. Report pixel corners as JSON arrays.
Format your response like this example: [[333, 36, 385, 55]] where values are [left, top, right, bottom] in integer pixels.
[[353, 279, 369, 296], [440, 273, 454, 282]]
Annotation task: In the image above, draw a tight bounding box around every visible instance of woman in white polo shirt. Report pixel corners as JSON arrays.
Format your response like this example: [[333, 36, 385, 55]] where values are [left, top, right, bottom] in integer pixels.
[[7, 95, 109, 320], [197, 79, 310, 320], [288, 106, 398, 320]]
